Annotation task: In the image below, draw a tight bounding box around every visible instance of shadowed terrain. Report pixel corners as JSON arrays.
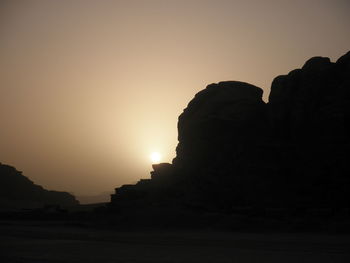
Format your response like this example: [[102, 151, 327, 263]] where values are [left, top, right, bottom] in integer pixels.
[[1, 223, 350, 263]]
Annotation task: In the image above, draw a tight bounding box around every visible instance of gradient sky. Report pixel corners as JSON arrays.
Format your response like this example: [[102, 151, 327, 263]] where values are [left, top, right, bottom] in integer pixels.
[[1, 0, 349, 199]]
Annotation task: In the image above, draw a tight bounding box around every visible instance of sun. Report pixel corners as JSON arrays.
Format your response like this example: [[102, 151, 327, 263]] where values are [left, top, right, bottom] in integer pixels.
[[150, 152, 161, 163]]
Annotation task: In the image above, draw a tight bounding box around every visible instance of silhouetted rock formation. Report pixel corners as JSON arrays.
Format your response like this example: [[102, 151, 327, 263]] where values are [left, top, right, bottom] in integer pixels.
[[0, 163, 79, 209], [110, 51, 350, 215], [265, 52, 350, 210]]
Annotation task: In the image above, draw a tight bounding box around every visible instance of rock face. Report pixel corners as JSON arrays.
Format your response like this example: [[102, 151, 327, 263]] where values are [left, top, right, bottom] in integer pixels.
[[110, 51, 350, 213], [0, 163, 79, 208], [175, 81, 267, 166], [265, 52, 350, 210], [173, 81, 270, 209]]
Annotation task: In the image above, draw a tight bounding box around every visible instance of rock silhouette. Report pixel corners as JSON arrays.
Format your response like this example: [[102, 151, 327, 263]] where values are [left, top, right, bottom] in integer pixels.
[[114, 52, 349, 214], [0, 163, 79, 209]]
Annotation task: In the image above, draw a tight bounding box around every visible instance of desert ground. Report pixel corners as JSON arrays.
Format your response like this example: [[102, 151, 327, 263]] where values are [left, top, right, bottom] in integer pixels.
[[1, 221, 350, 263]]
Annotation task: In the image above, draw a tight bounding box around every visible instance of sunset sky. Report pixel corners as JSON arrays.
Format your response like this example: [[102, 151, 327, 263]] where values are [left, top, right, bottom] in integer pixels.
[[1, 0, 349, 199]]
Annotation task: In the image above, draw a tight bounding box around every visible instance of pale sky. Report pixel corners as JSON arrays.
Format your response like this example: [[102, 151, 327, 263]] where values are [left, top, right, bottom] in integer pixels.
[[1, 0, 349, 198]]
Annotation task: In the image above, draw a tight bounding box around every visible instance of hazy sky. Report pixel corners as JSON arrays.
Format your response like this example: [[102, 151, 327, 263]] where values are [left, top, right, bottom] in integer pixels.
[[1, 0, 349, 198]]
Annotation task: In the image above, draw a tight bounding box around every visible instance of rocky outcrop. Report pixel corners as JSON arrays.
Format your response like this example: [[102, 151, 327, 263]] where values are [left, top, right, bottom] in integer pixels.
[[265, 51, 350, 210], [0, 163, 79, 208], [110, 51, 350, 214], [175, 81, 267, 166]]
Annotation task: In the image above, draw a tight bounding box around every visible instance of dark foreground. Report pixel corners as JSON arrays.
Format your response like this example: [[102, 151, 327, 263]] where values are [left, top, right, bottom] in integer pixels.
[[1, 221, 350, 263]]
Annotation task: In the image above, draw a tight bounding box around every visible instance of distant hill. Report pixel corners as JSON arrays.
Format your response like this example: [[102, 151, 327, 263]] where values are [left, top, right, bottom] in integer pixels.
[[77, 191, 113, 204], [0, 163, 79, 210]]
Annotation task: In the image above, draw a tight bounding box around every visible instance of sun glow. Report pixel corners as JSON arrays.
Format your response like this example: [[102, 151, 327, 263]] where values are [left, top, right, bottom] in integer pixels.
[[150, 152, 161, 163]]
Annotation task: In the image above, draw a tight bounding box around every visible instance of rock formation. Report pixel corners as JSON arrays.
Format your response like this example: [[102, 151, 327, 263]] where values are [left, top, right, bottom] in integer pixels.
[[110, 51, 350, 214], [0, 163, 79, 209]]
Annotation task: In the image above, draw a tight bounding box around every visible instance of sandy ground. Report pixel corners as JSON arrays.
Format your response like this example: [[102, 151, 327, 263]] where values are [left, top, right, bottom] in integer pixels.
[[1, 222, 350, 263]]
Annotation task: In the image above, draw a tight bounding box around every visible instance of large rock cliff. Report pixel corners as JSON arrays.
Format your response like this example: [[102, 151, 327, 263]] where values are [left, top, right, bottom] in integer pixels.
[[110, 51, 350, 213]]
